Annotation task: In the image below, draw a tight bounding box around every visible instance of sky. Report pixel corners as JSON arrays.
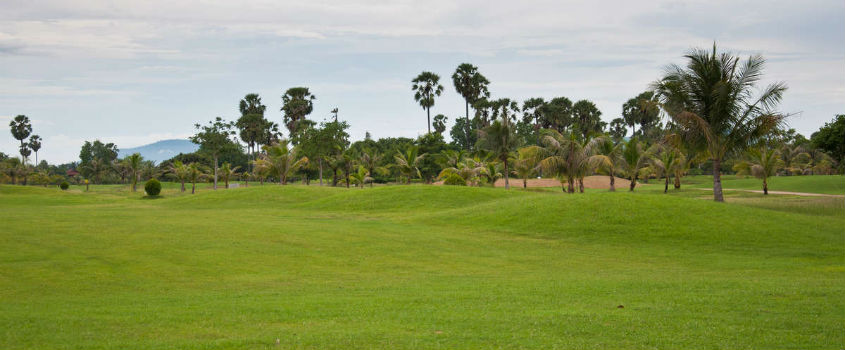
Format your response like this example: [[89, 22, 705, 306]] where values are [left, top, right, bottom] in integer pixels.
[[1, 0, 843, 164]]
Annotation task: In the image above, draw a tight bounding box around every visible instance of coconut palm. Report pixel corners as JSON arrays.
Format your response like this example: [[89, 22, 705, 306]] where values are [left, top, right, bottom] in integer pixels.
[[125, 153, 143, 192], [779, 145, 809, 175], [588, 136, 624, 191], [262, 140, 308, 185], [252, 159, 271, 185], [512, 146, 542, 189], [412, 71, 444, 134], [394, 146, 425, 184], [219, 162, 241, 189], [82, 158, 109, 185], [360, 150, 388, 187], [621, 138, 651, 191], [538, 130, 586, 193], [169, 160, 191, 192], [652, 44, 786, 202], [650, 145, 682, 193], [187, 162, 206, 194], [734, 145, 781, 195], [349, 166, 372, 188], [477, 118, 522, 189]]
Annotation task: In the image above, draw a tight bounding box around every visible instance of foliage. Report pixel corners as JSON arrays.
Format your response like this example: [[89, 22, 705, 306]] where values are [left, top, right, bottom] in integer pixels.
[[59, 181, 69, 190], [810, 114, 845, 169], [281, 87, 316, 136], [144, 178, 162, 196], [442, 172, 467, 186], [412, 71, 444, 133], [190, 117, 238, 189]]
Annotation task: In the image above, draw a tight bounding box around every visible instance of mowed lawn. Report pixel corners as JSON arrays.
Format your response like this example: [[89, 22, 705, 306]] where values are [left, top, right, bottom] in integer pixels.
[[0, 183, 843, 349], [685, 174, 845, 195]]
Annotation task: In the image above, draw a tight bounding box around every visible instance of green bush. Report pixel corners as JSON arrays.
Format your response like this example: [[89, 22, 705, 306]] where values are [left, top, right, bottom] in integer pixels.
[[144, 178, 162, 196], [59, 181, 69, 190], [443, 173, 467, 186]]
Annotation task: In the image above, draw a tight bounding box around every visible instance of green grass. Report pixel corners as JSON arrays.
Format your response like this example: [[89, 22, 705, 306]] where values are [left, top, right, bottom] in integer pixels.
[[685, 174, 845, 195], [0, 183, 843, 349]]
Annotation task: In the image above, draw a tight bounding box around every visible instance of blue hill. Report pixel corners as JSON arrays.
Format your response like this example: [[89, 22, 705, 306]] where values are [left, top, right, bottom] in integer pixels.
[[118, 139, 198, 163]]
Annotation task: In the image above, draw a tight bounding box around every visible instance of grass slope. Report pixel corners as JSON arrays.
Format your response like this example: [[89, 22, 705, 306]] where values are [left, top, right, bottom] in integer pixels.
[[685, 175, 845, 195], [0, 184, 842, 349]]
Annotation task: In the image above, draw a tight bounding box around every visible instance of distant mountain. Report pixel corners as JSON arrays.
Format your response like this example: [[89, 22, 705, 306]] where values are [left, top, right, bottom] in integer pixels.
[[118, 139, 198, 163]]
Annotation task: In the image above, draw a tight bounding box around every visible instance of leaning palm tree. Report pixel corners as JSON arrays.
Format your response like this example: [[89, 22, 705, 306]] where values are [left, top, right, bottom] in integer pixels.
[[169, 160, 191, 192], [588, 136, 624, 191], [412, 71, 444, 134], [262, 140, 308, 185], [512, 146, 542, 189], [394, 146, 425, 184], [652, 44, 786, 202], [477, 118, 522, 189], [219, 162, 241, 189], [125, 153, 143, 192], [734, 144, 781, 195], [621, 138, 651, 191]]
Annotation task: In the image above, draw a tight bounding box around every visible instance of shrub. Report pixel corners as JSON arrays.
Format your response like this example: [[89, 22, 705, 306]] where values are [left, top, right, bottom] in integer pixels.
[[443, 173, 467, 186], [59, 181, 69, 190], [144, 178, 162, 196]]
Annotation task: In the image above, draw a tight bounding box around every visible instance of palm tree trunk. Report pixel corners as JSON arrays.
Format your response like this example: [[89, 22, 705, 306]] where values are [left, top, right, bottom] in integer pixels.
[[427, 107, 431, 134], [763, 177, 768, 195], [712, 158, 724, 202], [523, 178, 527, 189], [567, 176, 575, 193], [674, 170, 681, 189], [609, 174, 615, 192], [181, 180, 185, 192], [629, 174, 637, 191], [504, 159, 510, 189], [465, 101, 471, 150], [213, 155, 218, 190], [192, 181, 196, 194], [664, 175, 669, 193], [319, 159, 324, 186], [579, 178, 584, 193]]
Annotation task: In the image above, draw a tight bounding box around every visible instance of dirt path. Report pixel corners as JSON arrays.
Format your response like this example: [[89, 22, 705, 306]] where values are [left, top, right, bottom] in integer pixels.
[[695, 188, 844, 198]]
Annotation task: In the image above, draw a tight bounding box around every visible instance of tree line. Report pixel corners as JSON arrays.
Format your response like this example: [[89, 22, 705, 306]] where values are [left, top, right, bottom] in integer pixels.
[[3, 44, 844, 201]]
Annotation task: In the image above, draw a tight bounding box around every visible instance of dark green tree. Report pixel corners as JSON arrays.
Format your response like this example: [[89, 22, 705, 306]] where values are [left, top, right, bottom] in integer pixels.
[[609, 118, 627, 142], [572, 99, 605, 139], [622, 91, 660, 137], [9, 115, 32, 163], [190, 117, 238, 190], [27, 135, 41, 164], [539, 97, 573, 132], [477, 118, 522, 189], [811, 115, 845, 169], [452, 63, 490, 149], [281, 87, 316, 136], [412, 71, 444, 134], [433, 114, 448, 135]]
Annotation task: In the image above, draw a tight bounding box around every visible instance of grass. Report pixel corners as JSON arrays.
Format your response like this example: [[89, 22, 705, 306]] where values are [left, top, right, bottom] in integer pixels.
[[0, 182, 843, 349], [684, 174, 845, 195]]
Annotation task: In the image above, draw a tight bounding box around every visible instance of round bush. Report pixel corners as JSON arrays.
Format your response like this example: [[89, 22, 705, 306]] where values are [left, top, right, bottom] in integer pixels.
[[59, 181, 69, 190], [144, 178, 162, 196], [443, 173, 467, 186]]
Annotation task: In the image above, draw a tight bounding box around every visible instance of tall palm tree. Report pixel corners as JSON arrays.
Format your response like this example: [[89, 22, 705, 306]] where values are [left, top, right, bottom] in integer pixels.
[[125, 153, 143, 192], [9, 115, 32, 164], [621, 138, 651, 191], [394, 146, 425, 184], [412, 71, 444, 134], [588, 136, 624, 191], [452, 64, 490, 148], [169, 160, 191, 192], [512, 146, 542, 189], [28, 135, 41, 165], [734, 145, 781, 195], [262, 140, 308, 185], [478, 118, 521, 189], [281, 87, 316, 136], [652, 44, 786, 202]]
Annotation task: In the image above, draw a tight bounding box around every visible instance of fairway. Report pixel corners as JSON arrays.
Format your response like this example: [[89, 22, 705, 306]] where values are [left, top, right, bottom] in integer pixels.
[[685, 175, 845, 195], [1, 184, 842, 349]]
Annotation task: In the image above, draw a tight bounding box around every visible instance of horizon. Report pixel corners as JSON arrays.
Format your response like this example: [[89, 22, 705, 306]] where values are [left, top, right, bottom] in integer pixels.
[[2, 0, 844, 164]]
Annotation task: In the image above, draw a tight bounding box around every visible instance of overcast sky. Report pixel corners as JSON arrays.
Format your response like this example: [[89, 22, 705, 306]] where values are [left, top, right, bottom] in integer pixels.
[[1, 0, 843, 164]]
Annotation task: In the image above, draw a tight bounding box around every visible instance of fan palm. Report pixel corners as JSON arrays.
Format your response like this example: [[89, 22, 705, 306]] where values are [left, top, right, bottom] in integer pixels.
[[452, 64, 490, 149], [652, 44, 786, 201], [412, 71, 444, 134], [187, 162, 207, 194]]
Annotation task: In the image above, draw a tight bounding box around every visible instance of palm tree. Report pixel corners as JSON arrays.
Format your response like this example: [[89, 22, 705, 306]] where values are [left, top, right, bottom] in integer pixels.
[[125, 153, 143, 192], [587, 136, 624, 191], [779, 145, 809, 175], [452, 64, 490, 148], [394, 146, 425, 184], [360, 150, 387, 187], [187, 163, 206, 194], [478, 118, 521, 189], [219, 162, 241, 189], [349, 166, 372, 188], [281, 87, 316, 136], [262, 140, 308, 185], [82, 158, 109, 184], [412, 71, 444, 134], [539, 130, 586, 193], [252, 159, 271, 185], [652, 44, 786, 202], [28, 135, 41, 165], [621, 138, 651, 191], [9, 115, 32, 164], [734, 145, 781, 195], [650, 145, 682, 193], [169, 160, 191, 192], [512, 146, 542, 189]]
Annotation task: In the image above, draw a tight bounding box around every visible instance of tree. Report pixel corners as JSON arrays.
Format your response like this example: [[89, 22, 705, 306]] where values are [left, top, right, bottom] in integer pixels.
[[295, 120, 350, 186], [281, 87, 316, 136], [652, 44, 786, 201], [360, 149, 387, 187], [412, 71, 444, 134], [9, 115, 32, 164], [187, 163, 206, 194], [539, 97, 573, 133], [608, 118, 627, 142], [190, 117, 238, 190], [512, 146, 542, 189], [261, 140, 308, 185], [588, 136, 624, 191], [733, 144, 781, 195], [394, 146, 425, 184], [810, 115, 845, 168], [82, 158, 108, 185], [125, 153, 143, 192], [650, 145, 682, 193], [622, 91, 660, 137], [433, 114, 448, 135], [452, 64, 490, 149], [236, 93, 270, 166], [28, 135, 41, 165], [572, 100, 605, 139], [449, 117, 479, 150], [349, 166, 372, 188], [621, 138, 651, 191], [522, 98, 546, 143], [219, 162, 240, 189], [169, 160, 190, 192], [478, 118, 522, 189]]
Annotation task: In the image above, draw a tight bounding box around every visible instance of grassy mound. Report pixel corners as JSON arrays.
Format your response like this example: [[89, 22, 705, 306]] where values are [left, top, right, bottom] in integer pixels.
[[0, 184, 842, 348]]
